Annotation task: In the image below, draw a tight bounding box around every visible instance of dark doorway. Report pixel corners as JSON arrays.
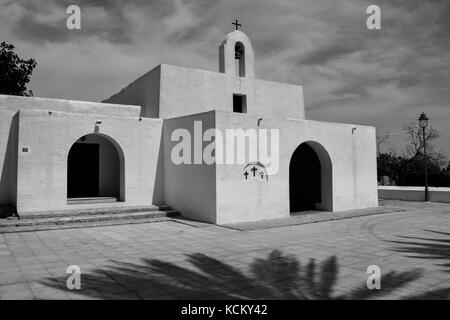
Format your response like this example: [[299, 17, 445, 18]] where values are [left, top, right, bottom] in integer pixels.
[[67, 134, 124, 202], [233, 94, 247, 113], [289, 143, 321, 212], [67, 143, 99, 198]]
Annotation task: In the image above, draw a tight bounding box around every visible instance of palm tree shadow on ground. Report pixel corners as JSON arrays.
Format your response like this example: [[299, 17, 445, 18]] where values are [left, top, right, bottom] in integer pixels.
[[388, 230, 450, 272], [41, 250, 449, 300]]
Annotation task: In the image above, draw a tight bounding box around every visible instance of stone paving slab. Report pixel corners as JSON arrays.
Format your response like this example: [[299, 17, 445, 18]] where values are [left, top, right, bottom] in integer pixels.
[[0, 211, 213, 234], [0, 216, 177, 234], [222, 205, 405, 231], [0, 200, 449, 300]]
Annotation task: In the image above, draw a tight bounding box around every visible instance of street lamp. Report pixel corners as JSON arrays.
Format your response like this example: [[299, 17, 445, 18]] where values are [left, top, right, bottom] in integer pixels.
[[418, 112, 429, 201]]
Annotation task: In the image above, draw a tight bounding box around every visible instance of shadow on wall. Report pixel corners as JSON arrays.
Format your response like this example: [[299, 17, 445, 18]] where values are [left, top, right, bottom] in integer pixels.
[[152, 130, 164, 205], [0, 112, 19, 218], [40, 250, 448, 299], [388, 230, 450, 273]]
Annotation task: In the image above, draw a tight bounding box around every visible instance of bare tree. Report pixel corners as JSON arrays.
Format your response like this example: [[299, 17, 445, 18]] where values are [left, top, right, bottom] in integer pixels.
[[376, 133, 389, 155], [403, 121, 446, 165]]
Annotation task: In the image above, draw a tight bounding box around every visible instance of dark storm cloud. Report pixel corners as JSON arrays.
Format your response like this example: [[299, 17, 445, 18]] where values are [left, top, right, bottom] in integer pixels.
[[11, 11, 134, 44], [298, 41, 362, 66], [378, 0, 450, 49], [332, 83, 371, 99], [12, 12, 69, 43], [378, 76, 422, 89], [5, 0, 151, 44]]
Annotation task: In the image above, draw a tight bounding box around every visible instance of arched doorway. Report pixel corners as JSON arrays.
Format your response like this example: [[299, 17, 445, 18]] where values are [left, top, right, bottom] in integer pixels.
[[289, 141, 332, 213], [67, 134, 124, 201]]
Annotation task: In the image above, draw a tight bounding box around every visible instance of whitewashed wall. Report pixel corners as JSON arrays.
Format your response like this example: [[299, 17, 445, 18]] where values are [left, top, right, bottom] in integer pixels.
[[12, 101, 162, 213]]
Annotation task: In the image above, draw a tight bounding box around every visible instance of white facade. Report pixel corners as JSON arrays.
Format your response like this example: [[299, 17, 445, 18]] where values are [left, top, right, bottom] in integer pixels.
[[0, 30, 378, 223]]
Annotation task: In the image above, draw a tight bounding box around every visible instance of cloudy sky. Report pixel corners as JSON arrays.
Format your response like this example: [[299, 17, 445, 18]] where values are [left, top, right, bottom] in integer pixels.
[[1, 0, 450, 158]]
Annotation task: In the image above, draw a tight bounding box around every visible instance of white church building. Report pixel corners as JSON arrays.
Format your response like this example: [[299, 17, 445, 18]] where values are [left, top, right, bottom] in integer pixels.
[[0, 29, 378, 224]]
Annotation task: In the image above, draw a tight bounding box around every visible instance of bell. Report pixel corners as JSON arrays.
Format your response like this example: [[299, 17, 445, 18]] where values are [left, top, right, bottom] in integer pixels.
[[235, 44, 242, 59]]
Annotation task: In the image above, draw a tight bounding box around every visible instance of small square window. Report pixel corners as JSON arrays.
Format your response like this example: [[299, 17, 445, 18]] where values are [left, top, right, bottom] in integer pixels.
[[233, 94, 247, 113], [22, 147, 28, 153]]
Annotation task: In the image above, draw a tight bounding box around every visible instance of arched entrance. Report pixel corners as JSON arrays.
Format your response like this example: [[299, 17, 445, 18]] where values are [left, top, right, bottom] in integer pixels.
[[289, 141, 332, 213], [67, 134, 124, 201]]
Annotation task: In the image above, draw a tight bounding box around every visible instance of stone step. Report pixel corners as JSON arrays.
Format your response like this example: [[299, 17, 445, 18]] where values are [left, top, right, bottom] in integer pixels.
[[18, 204, 172, 220], [67, 197, 118, 205], [0, 209, 180, 234]]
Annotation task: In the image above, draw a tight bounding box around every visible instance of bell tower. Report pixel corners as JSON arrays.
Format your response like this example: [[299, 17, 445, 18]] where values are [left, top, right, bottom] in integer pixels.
[[219, 21, 255, 78]]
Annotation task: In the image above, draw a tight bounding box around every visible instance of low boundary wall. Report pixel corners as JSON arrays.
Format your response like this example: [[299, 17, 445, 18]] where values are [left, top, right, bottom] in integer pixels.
[[378, 186, 450, 203]]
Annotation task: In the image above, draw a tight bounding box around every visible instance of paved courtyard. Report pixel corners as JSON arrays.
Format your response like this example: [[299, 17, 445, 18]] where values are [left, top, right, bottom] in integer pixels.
[[0, 200, 449, 300]]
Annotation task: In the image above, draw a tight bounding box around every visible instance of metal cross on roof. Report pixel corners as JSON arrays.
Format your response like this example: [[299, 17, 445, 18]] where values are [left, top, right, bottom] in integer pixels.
[[232, 19, 242, 31]]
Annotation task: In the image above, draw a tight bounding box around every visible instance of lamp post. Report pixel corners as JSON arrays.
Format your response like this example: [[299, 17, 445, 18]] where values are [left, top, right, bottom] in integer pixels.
[[418, 112, 429, 201]]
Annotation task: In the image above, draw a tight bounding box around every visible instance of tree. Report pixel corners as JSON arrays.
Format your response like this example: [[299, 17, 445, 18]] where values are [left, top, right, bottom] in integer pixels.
[[376, 132, 402, 185], [444, 163, 450, 173], [0, 42, 37, 96], [441, 163, 450, 186], [377, 152, 401, 185], [376, 133, 389, 155], [376, 123, 450, 187], [403, 121, 446, 166], [397, 155, 442, 186]]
